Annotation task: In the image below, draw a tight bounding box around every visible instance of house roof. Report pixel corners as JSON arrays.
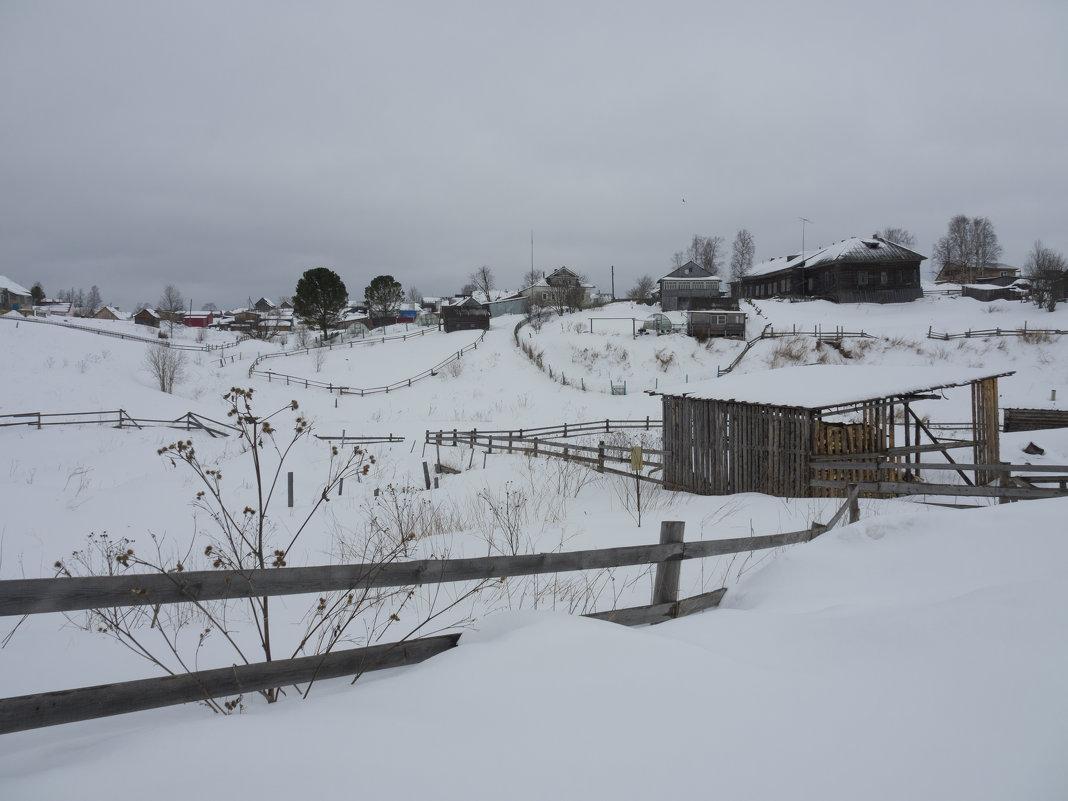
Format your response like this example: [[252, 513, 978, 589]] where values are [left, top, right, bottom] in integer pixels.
[[0, 275, 32, 296], [659, 261, 720, 282], [656, 365, 1013, 411], [746, 237, 927, 279], [135, 308, 161, 318]]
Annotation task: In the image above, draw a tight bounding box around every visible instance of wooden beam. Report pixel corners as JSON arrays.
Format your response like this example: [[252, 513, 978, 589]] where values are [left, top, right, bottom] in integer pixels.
[[810, 480, 1066, 500]]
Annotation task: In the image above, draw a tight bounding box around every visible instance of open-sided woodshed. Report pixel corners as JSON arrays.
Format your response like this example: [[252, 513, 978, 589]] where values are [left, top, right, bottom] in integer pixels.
[[657, 366, 1012, 497]]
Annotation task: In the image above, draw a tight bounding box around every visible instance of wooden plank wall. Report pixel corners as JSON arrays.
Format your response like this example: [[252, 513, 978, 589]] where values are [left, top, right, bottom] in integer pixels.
[[1003, 407, 1068, 433], [972, 377, 1000, 485], [662, 397, 811, 496]]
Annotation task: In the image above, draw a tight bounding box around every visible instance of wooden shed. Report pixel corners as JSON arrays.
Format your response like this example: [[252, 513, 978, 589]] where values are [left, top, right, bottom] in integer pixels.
[[659, 366, 1012, 497]]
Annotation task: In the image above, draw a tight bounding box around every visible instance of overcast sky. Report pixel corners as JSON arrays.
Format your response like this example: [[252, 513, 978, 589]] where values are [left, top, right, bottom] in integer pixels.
[[2, 0, 1066, 311]]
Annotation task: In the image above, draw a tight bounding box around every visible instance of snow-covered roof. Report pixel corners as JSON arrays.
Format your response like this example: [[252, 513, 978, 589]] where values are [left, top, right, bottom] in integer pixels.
[[659, 261, 720, 282], [657, 365, 1013, 410], [747, 237, 926, 279], [0, 275, 32, 296]]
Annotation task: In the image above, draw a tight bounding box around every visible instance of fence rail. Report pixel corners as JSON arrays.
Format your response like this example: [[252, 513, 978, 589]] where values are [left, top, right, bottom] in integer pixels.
[[927, 324, 1067, 340], [426, 419, 664, 482], [0, 409, 237, 437], [0, 501, 860, 734], [0, 314, 245, 351], [249, 325, 438, 372], [810, 459, 1068, 501], [248, 331, 486, 397], [716, 324, 874, 376]]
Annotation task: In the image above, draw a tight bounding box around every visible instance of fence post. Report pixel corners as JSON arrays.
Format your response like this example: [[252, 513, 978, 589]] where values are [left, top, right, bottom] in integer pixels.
[[848, 483, 860, 523], [652, 521, 685, 610], [598, 440, 605, 472]]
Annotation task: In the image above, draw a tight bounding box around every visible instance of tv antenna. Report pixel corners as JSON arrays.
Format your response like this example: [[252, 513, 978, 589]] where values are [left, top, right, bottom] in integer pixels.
[[800, 217, 813, 255]]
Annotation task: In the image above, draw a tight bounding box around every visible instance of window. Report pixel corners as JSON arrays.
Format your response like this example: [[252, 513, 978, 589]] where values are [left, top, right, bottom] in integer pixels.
[[858, 272, 869, 286], [881, 271, 888, 285]]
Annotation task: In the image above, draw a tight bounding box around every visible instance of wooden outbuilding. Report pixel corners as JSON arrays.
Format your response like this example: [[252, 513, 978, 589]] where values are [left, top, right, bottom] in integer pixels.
[[93, 306, 123, 321], [686, 309, 746, 340], [658, 366, 1012, 497], [440, 297, 490, 333], [133, 308, 161, 328]]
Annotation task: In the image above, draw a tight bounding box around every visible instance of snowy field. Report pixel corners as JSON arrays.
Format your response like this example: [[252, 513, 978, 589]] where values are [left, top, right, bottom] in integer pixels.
[[1, 295, 1067, 799]]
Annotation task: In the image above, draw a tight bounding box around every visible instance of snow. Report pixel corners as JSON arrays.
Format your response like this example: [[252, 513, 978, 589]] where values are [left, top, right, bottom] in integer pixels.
[[1, 294, 1067, 799]]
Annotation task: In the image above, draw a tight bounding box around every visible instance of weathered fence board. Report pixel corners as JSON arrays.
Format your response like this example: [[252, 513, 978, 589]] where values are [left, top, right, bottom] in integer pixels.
[[0, 528, 822, 618], [0, 634, 461, 735]]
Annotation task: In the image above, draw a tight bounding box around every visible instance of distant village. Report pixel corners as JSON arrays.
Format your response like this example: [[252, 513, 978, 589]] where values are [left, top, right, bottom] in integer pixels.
[[3, 228, 1065, 343]]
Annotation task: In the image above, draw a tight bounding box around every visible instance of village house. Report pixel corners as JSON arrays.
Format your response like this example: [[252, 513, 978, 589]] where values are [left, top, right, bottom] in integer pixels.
[[0, 275, 33, 313], [658, 261, 726, 311], [737, 236, 924, 304], [519, 267, 596, 310], [440, 296, 491, 333]]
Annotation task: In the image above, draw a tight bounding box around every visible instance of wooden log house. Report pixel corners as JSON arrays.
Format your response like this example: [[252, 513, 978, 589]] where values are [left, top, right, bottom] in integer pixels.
[[657, 366, 1012, 497]]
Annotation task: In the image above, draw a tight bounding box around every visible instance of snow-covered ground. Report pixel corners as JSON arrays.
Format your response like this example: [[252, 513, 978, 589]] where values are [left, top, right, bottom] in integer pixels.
[[1, 295, 1067, 799]]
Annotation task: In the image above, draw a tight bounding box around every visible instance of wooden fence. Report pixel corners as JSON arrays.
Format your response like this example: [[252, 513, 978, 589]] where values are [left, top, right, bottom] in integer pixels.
[[927, 325, 1067, 340], [249, 325, 438, 372], [247, 331, 487, 397], [0, 502, 860, 735], [0, 409, 237, 437], [426, 419, 664, 482], [0, 314, 245, 351], [717, 324, 873, 376], [811, 458, 1068, 501]]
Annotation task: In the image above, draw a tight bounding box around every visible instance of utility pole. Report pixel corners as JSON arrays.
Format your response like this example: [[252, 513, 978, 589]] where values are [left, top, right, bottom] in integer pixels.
[[611, 265, 615, 301]]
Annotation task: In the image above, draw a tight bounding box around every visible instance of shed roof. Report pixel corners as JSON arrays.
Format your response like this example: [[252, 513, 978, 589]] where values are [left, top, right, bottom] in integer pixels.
[[656, 365, 1013, 411]]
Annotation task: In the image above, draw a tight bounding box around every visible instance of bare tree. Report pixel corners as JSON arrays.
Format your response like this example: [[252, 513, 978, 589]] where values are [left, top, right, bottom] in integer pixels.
[[932, 215, 1002, 284], [406, 286, 423, 305], [671, 251, 686, 269], [878, 227, 917, 249], [143, 344, 186, 393], [688, 235, 725, 273], [469, 265, 496, 300], [626, 275, 656, 304], [1024, 240, 1068, 311], [729, 229, 756, 283], [158, 284, 185, 335], [84, 285, 103, 317]]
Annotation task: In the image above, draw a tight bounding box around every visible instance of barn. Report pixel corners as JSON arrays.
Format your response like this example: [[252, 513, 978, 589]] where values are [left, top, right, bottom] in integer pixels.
[[658, 365, 1011, 497]]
